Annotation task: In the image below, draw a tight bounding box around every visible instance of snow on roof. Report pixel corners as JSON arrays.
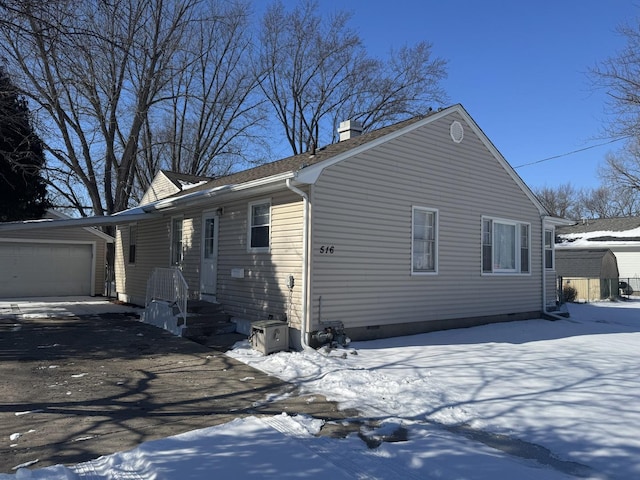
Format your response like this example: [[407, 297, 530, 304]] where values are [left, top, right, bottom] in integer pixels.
[[178, 179, 208, 190], [557, 225, 640, 247]]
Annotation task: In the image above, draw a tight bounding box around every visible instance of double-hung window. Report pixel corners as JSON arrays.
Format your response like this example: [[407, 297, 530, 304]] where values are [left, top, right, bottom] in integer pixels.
[[482, 217, 530, 274], [544, 229, 554, 269], [248, 200, 270, 252], [171, 217, 184, 266], [412, 207, 437, 274], [128, 224, 137, 264]]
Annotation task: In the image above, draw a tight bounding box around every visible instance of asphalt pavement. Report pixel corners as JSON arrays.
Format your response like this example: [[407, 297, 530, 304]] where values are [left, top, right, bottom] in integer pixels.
[[0, 297, 356, 473]]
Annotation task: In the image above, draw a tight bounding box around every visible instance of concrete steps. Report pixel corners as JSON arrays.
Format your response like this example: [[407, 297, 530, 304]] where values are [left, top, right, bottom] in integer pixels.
[[181, 300, 238, 344]]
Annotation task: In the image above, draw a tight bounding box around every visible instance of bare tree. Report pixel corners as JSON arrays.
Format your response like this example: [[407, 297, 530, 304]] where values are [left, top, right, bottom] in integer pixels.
[[133, 1, 266, 201], [594, 146, 640, 215], [591, 21, 640, 141], [0, 0, 205, 216], [599, 144, 640, 192], [534, 183, 580, 219], [257, 0, 447, 155]]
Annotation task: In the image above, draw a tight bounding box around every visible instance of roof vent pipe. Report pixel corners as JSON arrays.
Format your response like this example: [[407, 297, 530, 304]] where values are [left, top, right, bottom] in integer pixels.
[[338, 120, 363, 141]]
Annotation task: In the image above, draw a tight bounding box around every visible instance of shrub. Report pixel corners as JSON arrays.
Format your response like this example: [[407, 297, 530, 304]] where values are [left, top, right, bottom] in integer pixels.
[[563, 285, 578, 303]]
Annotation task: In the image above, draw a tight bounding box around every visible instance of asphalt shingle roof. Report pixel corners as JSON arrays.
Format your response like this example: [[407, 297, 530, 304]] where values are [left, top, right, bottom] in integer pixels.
[[557, 217, 640, 235], [165, 113, 431, 199], [555, 249, 618, 278]]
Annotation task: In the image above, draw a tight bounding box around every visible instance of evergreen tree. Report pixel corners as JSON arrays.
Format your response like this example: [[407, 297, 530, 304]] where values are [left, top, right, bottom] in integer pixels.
[[0, 68, 49, 221]]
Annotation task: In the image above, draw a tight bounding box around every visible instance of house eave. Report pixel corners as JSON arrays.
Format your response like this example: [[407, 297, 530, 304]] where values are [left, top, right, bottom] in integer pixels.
[[0, 212, 160, 232], [143, 171, 296, 212], [544, 216, 575, 227], [0, 172, 296, 232]]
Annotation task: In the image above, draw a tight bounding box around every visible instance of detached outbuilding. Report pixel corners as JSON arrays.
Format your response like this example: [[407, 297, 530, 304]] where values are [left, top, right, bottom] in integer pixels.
[[0, 210, 113, 297], [556, 217, 640, 296], [556, 249, 619, 302]]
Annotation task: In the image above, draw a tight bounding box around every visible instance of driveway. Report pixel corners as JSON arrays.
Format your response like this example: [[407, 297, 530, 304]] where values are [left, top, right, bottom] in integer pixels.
[[0, 298, 352, 473]]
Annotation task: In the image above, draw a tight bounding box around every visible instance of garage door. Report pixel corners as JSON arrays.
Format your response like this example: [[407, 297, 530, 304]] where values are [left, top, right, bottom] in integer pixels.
[[0, 242, 92, 297]]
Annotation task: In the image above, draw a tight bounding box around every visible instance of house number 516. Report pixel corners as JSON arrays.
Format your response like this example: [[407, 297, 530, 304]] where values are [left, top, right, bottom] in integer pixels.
[[319, 245, 335, 254]]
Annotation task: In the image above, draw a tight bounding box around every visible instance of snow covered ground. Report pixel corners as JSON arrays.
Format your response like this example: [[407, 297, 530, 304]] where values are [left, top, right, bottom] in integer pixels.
[[3, 300, 639, 479]]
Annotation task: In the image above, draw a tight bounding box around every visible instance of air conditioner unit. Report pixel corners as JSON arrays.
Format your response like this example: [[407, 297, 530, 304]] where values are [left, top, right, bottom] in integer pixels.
[[250, 320, 289, 355]]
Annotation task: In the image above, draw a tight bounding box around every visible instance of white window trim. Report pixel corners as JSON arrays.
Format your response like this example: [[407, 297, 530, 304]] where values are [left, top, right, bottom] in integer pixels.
[[170, 216, 184, 267], [247, 199, 271, 253], [411, 206, 438, 275], [481, 216, 531, 275]]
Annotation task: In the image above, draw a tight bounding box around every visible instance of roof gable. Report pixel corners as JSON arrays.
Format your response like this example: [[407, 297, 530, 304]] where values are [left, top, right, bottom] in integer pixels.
[[140, 170, 212, 205], [161, 104, 547, 215]]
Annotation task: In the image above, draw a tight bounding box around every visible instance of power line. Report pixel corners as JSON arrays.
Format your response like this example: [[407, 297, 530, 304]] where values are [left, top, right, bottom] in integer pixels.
[[513, 136, 632, 169]]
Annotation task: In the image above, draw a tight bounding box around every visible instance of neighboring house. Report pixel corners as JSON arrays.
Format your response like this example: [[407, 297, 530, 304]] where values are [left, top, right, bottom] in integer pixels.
[[555, 249, 619, 302], [556, 217, 640, 285], [0, 104, 569, 348], [0, 210, 113, 297]]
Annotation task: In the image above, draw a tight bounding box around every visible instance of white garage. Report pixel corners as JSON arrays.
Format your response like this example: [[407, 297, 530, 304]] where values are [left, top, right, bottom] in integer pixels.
[[0, 210, 114, 298], [0, 242, 94, 297]]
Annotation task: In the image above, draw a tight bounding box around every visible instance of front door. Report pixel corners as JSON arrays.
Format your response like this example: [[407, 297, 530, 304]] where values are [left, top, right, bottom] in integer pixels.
[[200, 212, 219, 300]]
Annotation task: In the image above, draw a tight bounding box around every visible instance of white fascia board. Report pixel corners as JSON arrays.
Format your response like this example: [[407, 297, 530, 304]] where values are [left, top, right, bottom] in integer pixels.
[[46, 209, 114, 242], [0, 212, 158, 232], [544, 216, 576, 227]]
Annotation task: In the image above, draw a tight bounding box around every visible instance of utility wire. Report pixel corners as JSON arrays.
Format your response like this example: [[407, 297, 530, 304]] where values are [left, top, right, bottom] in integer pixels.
[[513, 136, 632, 169]]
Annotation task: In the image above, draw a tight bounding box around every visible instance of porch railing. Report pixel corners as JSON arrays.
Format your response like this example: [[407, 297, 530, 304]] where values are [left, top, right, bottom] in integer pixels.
[[145, 267, 188, 326]]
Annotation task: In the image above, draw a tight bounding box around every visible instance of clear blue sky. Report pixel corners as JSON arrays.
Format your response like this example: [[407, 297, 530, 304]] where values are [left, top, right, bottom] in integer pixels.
[[309, 0, 638, 191]]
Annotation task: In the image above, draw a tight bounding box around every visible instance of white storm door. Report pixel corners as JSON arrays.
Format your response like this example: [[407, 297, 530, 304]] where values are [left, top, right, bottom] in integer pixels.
[[200, 213, 219, 299]]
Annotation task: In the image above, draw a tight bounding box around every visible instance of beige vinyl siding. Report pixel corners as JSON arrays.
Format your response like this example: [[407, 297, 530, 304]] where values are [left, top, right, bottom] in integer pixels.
[[116, 217, 172, 305], [1, 227, 109, 296], [115, 191, 305, 323], [180, 216, 200, 295], [216, 191, 305, 327], [310, 112, 543, 330], [140, 173, 179, 205]]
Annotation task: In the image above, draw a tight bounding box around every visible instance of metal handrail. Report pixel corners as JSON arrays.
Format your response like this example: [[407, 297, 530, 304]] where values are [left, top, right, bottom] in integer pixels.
[[145, 267, 188, 325]]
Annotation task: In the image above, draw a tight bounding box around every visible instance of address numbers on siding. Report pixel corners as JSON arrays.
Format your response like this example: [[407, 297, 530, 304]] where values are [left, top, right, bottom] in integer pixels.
[[319, 245, 335, 254]]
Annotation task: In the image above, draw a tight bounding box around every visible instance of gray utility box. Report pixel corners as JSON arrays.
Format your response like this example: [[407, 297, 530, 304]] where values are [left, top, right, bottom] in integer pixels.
[[250, 320, 289, 355]]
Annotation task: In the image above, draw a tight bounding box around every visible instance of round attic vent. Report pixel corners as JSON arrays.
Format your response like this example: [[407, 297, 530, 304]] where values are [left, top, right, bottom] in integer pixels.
[[450, 121, 464, 143]]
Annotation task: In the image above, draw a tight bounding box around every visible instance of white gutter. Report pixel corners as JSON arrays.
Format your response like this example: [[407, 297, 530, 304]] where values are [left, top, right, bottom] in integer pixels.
[[285, 178, 311, 349], [145, 172, 295, 212]]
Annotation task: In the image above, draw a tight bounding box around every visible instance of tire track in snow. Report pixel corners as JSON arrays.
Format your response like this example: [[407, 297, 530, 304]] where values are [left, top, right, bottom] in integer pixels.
[[261, 414, 424, 480]]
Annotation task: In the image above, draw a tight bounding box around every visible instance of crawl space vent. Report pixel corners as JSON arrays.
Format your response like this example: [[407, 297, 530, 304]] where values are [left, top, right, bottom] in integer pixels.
[[450, 121, 464, 143]]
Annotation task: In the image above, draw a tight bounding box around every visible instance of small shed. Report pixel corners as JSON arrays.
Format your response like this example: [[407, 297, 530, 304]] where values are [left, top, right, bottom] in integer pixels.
[[556, 249, 619, 302]]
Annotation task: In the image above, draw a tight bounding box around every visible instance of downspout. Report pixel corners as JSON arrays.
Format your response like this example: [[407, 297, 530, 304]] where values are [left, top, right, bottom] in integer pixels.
[[286, 179, 311, 349], [542, 215, 547, 313], [542, 215, 565, 320]]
